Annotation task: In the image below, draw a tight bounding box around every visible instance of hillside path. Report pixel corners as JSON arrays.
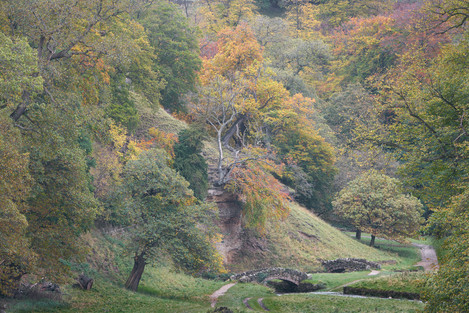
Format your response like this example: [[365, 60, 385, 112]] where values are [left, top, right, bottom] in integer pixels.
[[210, 283, 236, 308], [413, 243, 439, 271]]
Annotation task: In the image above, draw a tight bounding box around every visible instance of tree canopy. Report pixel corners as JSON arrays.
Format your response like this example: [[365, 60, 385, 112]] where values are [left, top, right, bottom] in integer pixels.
[[333, 170, 423, 246]]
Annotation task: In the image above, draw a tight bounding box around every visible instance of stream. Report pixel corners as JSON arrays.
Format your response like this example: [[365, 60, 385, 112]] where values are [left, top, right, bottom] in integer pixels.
[[277, 291, 423, 302]]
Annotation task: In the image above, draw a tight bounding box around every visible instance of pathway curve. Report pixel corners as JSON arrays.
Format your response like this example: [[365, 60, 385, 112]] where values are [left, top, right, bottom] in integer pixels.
[[413, 243, 439, 271], [258, 298, 270, 311], [210, 283, 237, 308], [368, 270, 380, 276], [243, 297, 253, 310]]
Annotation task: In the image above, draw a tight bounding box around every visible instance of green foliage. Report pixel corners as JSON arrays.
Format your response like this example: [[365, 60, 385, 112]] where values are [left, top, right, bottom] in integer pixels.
[[322, 83, 373, 142], [423, 191, 469, 312], [267, 96, 336, 215], [23, 103, 99, 279], [333, 170, 423, 244], [0, 113, 34, 296], [174, 125, 209, 200], [118, 149, 222, 289], [139, 1, 201, 112], [106, 74, 139, 132], [0, 32, 43, 108]]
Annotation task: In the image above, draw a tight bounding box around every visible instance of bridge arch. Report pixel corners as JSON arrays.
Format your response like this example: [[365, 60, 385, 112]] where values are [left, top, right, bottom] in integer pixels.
[[261, 275, 300, 286], [230, 267, 308, 286]]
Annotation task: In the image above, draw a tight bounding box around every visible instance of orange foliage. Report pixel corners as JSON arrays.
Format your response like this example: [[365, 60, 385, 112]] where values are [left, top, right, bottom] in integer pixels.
[[226, 158, 291, 234], [201, 23, 263, 79], [138, 128, 178, 159]]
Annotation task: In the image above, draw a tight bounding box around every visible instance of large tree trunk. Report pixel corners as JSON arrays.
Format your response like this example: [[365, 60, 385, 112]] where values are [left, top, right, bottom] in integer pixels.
[[369, 235, 376, 247], [125, 252, 146, 292], [355, 229, 361, 240]]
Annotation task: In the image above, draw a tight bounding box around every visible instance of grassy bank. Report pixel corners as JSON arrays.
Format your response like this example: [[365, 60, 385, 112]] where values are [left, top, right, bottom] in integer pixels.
[[232, 204, 400, 271], [346, 272, 427, 294], [263, 293, 424, 312]]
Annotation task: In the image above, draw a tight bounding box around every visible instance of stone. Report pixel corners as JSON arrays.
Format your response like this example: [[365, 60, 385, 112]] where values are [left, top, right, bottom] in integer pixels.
[[321, 258, 381, 273]]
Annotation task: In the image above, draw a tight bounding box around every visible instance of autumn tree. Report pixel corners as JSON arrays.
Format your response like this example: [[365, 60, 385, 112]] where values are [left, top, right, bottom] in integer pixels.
[[191, 24, 282, 184], [266, 94, 336, 215], [226, 158, 291, 233], [196, 0, 257, 34], [118, 149, 222, 291], [333, 170, 423, 246], [285, 0, 322, 39]]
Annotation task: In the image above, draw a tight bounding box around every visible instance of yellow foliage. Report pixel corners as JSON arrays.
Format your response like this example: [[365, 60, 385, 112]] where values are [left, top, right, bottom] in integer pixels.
[[286, 0, 322, 40], [108, 121, 141, 162], [196, 0, 257, 34]]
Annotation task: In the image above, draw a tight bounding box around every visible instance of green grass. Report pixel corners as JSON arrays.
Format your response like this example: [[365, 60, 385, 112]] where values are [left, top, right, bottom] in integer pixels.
[[343, 232, 422, 271], [132, 91, 187, 137], [231, 204, 399, 272], [7, 270, 225, 313], [216, 283, 275, 310], [138, 266, 226, 301], [6, 299, 68, 313], [262, 293, 424, 312], [305, 271, 385, 292], [348, 272, 427, 294]]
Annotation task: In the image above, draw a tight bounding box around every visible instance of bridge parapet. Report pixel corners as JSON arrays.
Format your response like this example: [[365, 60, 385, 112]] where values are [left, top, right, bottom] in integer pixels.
[[230, 267, 308, 285], [321, 258, 381, 273]]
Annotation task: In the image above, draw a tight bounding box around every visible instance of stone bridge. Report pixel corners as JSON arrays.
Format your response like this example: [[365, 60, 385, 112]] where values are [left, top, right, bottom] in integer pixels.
[[230, 267, 309, 286], [321, 258, 381, 273]]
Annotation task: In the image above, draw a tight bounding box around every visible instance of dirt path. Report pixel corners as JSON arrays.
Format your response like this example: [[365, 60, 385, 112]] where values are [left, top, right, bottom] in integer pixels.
[[258, 298, 270, 311], [210, 283, 237, 308], [243, 297, 253, 310], [413, 243, 439, 271]]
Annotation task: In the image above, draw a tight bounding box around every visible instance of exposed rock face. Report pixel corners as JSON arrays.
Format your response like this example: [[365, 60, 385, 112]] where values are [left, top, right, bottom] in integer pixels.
[[207, 187, 244, 264], [321, 258, 381, 273]]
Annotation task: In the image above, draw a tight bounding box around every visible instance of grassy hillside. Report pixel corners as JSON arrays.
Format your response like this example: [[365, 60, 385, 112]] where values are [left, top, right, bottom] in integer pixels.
[[132, 92, 187, 138], [5, 226, 423, 312], [232, 203, 400, 272]]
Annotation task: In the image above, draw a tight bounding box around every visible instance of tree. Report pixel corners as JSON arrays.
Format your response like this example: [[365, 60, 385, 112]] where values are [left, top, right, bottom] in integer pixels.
[[354, 29, 469, 210], [119, 149, 222, 291], [22, 103, 100, 277], [174, 125, 209, 200], [423, 190, 469, 312], [0, 33, 43, 110], [191, 24, 286, 185], [3, 0, 152, 121], [226, 158, 291, 233], [266, 93, 336, 215], [139, 1, 201, 111], [196, 0, 257, 34], [285, 0, 321, 40], [0, 113, 35, 296], [333, 170, 423, 246]]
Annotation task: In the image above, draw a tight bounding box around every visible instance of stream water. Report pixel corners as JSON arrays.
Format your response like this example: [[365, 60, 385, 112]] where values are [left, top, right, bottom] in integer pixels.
[[277, 291, 423, 302]]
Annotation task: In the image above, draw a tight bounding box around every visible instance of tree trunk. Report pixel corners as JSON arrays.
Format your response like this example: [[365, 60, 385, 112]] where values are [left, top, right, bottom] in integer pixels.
[[369, 235, 376, 247], [77, 274, 94, 290], [10, 91, 30, 121], [217, 129, 225, 185], [355, 229, 361, 240], [125, 252, 146, 292]]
